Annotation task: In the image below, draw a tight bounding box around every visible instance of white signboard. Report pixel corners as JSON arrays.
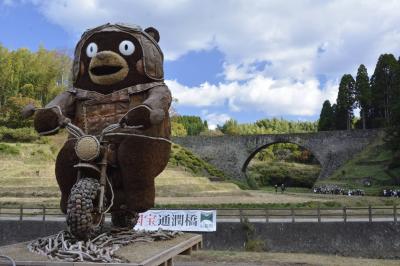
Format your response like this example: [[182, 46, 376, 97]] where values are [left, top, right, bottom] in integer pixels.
[[134, 210, 217, 232]]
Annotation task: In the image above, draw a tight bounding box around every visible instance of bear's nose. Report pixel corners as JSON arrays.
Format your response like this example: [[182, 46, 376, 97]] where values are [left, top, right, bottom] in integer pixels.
[[95, 52, 108, 60]]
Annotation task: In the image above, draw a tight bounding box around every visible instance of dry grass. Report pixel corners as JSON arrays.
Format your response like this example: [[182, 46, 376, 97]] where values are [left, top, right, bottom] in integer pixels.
[[0, 139, 399, 208], [0, 142, 245, 206], [286, 191, 400, 207], [176, 250, 400, 266], [156, 167, 244, 197], [156, 190, 328, 206]]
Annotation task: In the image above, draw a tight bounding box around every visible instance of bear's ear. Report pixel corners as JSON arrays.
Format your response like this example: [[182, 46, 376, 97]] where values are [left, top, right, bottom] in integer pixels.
[[144, 27, 160, 43]]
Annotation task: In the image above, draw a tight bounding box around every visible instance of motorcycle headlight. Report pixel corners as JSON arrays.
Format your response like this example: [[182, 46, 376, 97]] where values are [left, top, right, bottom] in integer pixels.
[[75, 136, 100, 161]]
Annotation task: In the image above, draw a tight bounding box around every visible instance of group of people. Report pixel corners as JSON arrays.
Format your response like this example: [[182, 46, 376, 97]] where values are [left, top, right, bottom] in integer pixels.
[[382, 189, 400, 197], [274, 184, 286, 193], [271, 183, 400, 197], [313, 185, 365, 196]]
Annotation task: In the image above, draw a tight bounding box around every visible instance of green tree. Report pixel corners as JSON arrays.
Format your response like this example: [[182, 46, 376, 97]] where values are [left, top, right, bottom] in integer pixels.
[[370, 54, 400, 128], [219, 119, 240, 135], [0, 45, 13, 108], [355, 64, 371, 129], [335, 74, 355, 130], [203, 120, 208, 130], [384, 57, 400, 151], [0, 45, 71, 109], [219, 118, 317, 135], [318, 100, 334, 131], [171, 121, 187, 137], [385, 100, 400, 152], [171, 115, 207, 135], [0, 94, 41, 128], [0, 46, 72, 127], [255, 118, 317, 133]]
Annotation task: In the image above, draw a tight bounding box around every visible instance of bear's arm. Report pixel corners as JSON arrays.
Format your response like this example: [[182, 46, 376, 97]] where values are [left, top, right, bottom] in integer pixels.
[[122, 85, 172, 128], [45, 91, 76, 119], [142, 85, 172, 112], [34, 91, 76, 134]]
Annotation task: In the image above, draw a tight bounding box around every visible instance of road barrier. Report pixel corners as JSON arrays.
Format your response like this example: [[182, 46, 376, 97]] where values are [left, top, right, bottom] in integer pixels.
[[0, 205, 398, 223]]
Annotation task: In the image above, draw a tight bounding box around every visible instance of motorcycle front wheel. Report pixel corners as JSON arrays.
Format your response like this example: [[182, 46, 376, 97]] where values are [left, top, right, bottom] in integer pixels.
[[66, 177, 104, 240]]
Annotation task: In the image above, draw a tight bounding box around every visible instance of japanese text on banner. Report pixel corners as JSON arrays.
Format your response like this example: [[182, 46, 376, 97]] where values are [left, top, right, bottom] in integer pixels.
[[134, 210, 216, 232]]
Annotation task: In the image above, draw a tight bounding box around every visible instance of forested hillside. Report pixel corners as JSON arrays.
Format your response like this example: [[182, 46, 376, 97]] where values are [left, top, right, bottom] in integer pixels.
[[0, 45, 71, 128]]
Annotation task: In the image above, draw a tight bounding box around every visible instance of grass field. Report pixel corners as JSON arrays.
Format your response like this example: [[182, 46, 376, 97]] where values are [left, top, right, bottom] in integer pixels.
[[0, 140, 245, 207], [315, 132, 400, 195], [0, 133, 399, 208]]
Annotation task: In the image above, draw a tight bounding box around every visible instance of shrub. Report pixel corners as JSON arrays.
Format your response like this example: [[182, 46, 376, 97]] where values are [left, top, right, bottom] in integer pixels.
[[0, 95, 40, 128], [0, 143, 20, 155], [241, 217, 266, 251], [171, 121, 187, 137], [0, 127, 39, 142], [246, 175, 259, 189], [169, 144, 227, 179], [247, 162, 320, 188], [30, 148, 54, 161], [245, 239, 266, 252]]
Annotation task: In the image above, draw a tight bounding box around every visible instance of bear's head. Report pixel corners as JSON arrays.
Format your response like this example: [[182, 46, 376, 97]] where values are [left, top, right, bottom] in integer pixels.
[[72, 23, 163, 94]]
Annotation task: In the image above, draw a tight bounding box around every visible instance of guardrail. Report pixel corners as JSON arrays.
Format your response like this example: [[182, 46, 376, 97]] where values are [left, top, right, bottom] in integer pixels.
[[0, 205, 398, 223]]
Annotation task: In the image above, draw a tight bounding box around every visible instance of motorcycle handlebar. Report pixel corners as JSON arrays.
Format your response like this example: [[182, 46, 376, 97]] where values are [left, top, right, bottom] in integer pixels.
[[29, 106, 143, 138], [65, 120, 143, 138]]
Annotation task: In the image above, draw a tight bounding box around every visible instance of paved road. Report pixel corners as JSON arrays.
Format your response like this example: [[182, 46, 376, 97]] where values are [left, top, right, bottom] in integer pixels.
[[174, 261, 307, 266], [0, 215, 397, 223]]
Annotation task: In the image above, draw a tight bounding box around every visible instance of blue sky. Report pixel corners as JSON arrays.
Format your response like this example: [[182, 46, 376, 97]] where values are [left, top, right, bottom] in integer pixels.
[[0, 2, 71, 51], [1, 0, 400, 129]]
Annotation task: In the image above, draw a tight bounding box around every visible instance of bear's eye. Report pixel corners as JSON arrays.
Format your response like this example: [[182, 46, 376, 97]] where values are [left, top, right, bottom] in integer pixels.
[[86, 42, 98, 58], [119, 40, 135, 56]]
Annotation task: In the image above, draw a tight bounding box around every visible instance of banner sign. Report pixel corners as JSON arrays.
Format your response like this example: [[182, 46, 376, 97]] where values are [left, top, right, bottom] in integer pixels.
[[134, 210, 217, 232]]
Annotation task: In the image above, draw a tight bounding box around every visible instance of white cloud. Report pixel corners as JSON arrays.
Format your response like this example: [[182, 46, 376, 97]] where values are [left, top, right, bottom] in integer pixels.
[[166, 76, 338, 117], [18, 0, 400, 118], [27, 1, 400, 77], [201, 111, 231, 130]]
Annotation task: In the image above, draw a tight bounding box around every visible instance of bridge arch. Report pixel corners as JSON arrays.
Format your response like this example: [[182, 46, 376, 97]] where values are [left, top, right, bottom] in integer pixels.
[[173, 129, 380, 180], [241, 141, 322, 175]]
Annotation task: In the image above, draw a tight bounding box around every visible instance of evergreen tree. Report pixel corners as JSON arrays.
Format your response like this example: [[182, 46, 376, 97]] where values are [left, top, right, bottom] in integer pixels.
[[384, 57, 400, 151], [370, 54, 400, 128], [385, 101, 400, 152], [203, 120, 208, 130], [355, 64, 371, 129], [331, 103, 337, 129], [335, 74, 355, 130], [318, 100, 334, 131]]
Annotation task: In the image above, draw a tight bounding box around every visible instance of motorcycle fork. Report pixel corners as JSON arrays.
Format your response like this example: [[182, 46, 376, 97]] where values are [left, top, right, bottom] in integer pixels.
[[98, 144, 110, 212]]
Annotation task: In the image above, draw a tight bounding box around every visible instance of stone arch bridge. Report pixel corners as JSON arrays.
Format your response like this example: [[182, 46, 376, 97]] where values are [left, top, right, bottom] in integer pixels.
[[172, 129, 381, 180]]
